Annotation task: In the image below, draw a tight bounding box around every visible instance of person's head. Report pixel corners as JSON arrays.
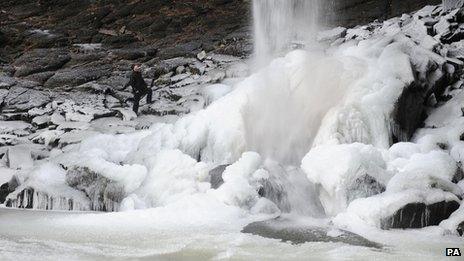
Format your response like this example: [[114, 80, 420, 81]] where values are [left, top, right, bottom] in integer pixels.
[[132, 63, 142, 72]]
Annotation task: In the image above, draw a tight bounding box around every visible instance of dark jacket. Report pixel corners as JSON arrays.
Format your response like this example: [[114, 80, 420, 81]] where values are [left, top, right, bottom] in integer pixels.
[[125, 71, 148, 94]]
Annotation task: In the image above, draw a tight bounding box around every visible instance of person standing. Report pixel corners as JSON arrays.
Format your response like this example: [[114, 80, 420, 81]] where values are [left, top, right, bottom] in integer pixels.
[[123, 63, 153, 114]]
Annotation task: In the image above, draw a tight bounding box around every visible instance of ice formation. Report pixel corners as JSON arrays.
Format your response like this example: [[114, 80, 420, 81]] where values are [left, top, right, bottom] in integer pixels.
[[2, 1, 464, 241]]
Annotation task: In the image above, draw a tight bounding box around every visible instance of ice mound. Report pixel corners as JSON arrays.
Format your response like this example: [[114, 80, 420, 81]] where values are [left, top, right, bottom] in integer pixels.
[[5, 163, 90, 211], [302, 143, 389, 216]]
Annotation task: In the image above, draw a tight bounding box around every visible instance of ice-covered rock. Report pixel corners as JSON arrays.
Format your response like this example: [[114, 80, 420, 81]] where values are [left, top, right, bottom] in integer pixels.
[[334, 189, 460, 229], [0, 121, 31, 135], [317, 27, 347, 42], [7, 146, 33, 170], [4, 163, 90, 211], [0, 176, 19, 204], [443, 0, 464, 11], [197, 50, 207, 61], [115, 108, 137, 121], [382, 199, 460, 229], [202, 84, 232, 105], [301, 143, 389, 216], [66, 166, 125, 211], [32, 115, 51, 127]]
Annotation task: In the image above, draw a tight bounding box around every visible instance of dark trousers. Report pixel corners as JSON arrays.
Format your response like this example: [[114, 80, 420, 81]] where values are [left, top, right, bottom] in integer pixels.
[[133, 89, 152, 113]]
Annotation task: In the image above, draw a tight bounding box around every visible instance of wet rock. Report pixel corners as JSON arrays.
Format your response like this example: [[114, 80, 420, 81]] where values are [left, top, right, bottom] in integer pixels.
[[391, 82, 426, 143], [209, 164, 228, 189], [381, 200, 460, 229], [13, 48, 71, 77], [242, 219, 382, 248], [66, 166, 125, 212]]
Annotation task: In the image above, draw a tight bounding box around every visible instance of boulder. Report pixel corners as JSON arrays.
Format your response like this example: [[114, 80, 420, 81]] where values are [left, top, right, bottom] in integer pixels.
[[346, 174, 386, 203], [66, 166, 126, 212], [242, 219, 381, 247], [208, 164, 228, 189], [391, 82, 426, 143], [3, 87, 51, 112], [44, 64, 112, 88], [381, 200, 460, 229], [0, 176, 19, 204], [13, 48, 71, 77]]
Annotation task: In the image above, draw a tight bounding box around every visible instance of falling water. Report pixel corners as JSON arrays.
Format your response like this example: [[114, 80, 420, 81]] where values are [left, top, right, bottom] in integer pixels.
[[252, 0, 320, 67], [246, 0, 346, 216]]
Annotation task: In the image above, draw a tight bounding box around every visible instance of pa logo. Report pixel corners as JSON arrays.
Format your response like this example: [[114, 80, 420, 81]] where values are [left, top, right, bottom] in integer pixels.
[[446, 248, 462, 256]]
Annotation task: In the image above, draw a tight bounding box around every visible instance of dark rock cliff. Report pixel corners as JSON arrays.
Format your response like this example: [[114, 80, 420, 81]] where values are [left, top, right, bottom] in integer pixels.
[[0, 0, 441, 61]]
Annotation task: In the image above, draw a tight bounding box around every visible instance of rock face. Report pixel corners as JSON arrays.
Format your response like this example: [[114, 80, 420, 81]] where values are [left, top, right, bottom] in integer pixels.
[[324, 0, 442, 27], [0, 0, 443, 62], [381, 200, 460, 229]]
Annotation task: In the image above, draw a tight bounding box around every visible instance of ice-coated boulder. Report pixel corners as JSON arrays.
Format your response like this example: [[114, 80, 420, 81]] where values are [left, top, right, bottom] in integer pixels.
[[302, 143, 389, 216], [0, 176, 19, 204], [7, 146, 33, 170], [381, 200, 460, 229], [334, 189, 461, 230], [66, 166, 126, 212], [3, 163, 91, 211], [5, 187, 89, 211]]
